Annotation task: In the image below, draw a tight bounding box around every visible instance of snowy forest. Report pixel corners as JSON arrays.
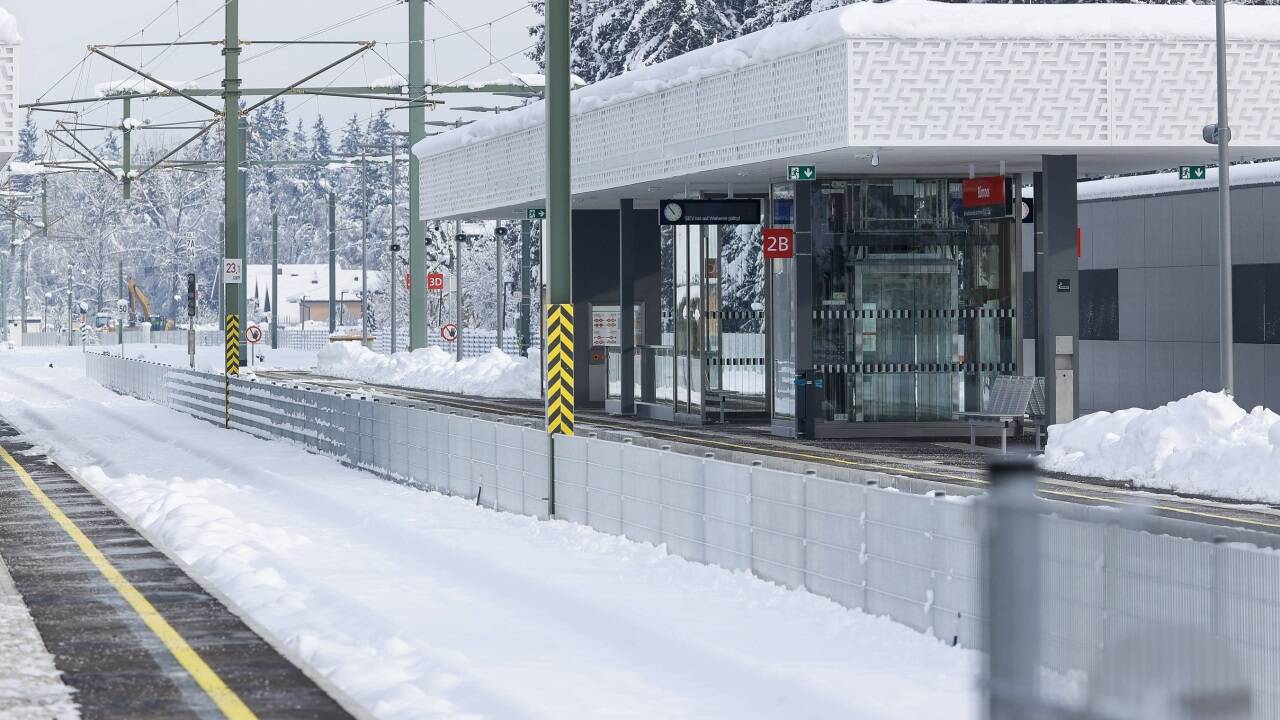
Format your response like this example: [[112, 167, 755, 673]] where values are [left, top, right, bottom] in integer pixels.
[[5, 104, 535, 338]]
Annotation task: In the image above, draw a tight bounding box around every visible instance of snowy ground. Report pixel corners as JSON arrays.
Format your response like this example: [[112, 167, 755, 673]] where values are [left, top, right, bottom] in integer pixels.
[[1043, 391, 1280, 504], [0, 348, 981, 719], [317, 343, 542, 399], [0, 557, 79, 719]]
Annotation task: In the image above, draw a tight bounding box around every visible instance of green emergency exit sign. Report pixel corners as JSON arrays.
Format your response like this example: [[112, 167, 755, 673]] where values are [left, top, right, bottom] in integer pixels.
[[526, 208, 547, 220], [1179, 165, 1206, 180], [787, 165, 816, 181]]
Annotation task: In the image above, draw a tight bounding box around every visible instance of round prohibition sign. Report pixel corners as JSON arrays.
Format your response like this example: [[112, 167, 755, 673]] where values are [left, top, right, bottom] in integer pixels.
[[440, 323, 458, 341], [245, 324, 264, 344]]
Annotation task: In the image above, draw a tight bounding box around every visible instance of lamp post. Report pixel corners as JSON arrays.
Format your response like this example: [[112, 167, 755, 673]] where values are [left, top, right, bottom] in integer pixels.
[[1213, 0, 1234, 396]]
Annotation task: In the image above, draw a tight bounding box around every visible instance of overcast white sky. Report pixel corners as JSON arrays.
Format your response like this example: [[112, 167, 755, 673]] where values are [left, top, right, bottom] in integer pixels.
[[8, 0, 540, 142]]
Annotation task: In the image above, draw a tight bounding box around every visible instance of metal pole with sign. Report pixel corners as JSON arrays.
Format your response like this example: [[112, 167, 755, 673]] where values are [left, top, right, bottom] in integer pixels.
[[496, 224, 506, 352], [455, 222, 464, 362], [390, 137, 400, 354], [519, 218, 532, 356]]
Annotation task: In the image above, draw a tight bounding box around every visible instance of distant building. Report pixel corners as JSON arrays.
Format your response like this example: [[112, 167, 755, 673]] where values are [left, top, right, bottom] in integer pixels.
[[244, 264, 382, 328]]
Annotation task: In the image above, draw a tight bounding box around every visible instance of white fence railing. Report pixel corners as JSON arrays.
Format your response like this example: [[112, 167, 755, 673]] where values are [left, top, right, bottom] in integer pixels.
[[84, 351, 1280, 717]]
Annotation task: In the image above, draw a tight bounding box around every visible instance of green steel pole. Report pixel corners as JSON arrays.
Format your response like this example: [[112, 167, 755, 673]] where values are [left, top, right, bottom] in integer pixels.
[[122, 97, 132, 200], [390, 138, 399, 353], [519, 218, 531, 357], [546, 0, 572, 306], [408, 0, 427, 349], [271, 212, 279, 349], [223, 0, 246, 361], [218, 221, 225, 332], [545, 0, 573, 515], [328, 191, 337, 334], [361, 149, 369, 344]]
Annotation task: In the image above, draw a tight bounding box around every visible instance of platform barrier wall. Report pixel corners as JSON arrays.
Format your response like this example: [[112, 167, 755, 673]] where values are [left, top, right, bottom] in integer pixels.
[[83, 352, 1280, 715]]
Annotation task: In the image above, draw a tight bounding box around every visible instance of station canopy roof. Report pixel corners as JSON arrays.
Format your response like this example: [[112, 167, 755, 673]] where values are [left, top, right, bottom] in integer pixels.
[[414, 0, 1280, 220]]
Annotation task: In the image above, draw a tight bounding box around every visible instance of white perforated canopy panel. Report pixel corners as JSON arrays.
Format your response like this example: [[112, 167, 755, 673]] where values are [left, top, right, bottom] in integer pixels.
[[415, 0, 1280, 219]]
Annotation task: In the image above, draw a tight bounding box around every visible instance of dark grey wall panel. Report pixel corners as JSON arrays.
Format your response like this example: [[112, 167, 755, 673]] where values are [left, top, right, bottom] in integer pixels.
[[1232, 263, 1267, 344], [1265, 186, 1280, 265], [1171, 192, 1207, 267], [1267, 263, 1280, 344], [1113, 201, 1145, 269], [1078, 269, 1118, 341], [1231, 187, 1265, 265], [1144, 196, 1173, 269]]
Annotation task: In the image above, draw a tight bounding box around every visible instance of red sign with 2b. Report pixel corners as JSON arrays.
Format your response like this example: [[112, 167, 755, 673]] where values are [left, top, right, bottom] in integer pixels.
[[763, 228, 794, 260]]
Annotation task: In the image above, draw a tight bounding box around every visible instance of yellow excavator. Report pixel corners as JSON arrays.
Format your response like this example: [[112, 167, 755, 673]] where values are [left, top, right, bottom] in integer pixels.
[[127, 279, 170, 330]]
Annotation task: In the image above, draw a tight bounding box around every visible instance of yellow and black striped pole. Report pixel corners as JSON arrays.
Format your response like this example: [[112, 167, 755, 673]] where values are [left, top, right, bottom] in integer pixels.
[[545, 304, 575, 436], [225, 314, 240, 429]]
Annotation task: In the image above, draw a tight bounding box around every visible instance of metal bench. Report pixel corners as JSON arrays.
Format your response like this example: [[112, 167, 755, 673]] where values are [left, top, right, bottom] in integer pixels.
[[959, 376, 1046, 454]]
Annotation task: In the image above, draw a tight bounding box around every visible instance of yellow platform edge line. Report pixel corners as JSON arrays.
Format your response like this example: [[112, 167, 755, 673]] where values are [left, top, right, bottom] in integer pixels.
[[0, 445, 258, 720]]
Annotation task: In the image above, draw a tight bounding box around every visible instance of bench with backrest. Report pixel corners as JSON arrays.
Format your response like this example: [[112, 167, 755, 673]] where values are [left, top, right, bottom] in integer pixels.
[[959, 375, 1047, 454]]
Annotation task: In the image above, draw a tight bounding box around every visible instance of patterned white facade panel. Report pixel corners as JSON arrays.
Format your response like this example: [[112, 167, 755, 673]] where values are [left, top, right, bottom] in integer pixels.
[[422, 44, 850, 219], [0, 45, 16, 155], [848, 40, 1110, 145], [421, 37, 1280, 219], [848, 39, 1280, 147]]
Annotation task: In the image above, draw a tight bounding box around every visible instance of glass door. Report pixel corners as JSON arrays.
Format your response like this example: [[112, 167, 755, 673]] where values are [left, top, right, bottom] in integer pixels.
[[854, 258, 959, 421]]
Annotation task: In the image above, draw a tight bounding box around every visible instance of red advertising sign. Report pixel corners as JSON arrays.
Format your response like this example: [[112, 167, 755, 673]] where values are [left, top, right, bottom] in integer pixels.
[[763, 228, 795, 260], [961, 175, 1008, 220]]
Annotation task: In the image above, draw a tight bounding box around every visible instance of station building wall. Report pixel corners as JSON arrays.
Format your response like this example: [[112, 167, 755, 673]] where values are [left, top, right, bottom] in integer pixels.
[[1025, 182, 1280, 415]]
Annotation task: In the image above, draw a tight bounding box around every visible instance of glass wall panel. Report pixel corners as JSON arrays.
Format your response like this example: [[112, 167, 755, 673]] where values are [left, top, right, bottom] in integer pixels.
[[770, 183, 796, 419], [809, 177, 1017, 424]]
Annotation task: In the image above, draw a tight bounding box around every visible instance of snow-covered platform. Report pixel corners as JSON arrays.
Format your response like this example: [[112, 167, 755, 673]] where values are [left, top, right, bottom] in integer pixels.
[[0, 419, 354, 718], [416, 0, 1280, 218]]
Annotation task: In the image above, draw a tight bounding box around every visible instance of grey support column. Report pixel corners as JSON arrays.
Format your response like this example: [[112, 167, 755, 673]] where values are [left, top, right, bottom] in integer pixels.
[[794, 181, 816, 439], [617, 199, 636, 415], [1036, 155, 1080, 425]]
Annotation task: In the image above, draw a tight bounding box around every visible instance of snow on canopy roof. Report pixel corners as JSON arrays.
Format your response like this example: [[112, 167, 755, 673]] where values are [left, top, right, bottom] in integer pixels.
[[414, 0, 1280, 161], [1076, 161, 1280, 202], [0, 9, 19, 45]]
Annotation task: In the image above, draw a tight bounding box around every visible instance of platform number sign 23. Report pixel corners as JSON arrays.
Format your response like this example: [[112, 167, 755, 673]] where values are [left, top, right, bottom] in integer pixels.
[[223, 257, 243, 284], [763, 228, 795, 260]]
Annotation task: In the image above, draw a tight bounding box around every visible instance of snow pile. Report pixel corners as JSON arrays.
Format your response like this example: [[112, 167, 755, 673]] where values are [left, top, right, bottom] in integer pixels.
[[0, 9, 18, 45], [416, 0, 1280, 159], [317, 342, 541, 399], [95, 77, 199, 98], [1042, 392, 1280, 503]]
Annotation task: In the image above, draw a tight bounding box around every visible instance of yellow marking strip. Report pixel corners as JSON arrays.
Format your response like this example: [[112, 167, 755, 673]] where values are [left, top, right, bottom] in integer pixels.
[[0, 445, 258, 720]]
